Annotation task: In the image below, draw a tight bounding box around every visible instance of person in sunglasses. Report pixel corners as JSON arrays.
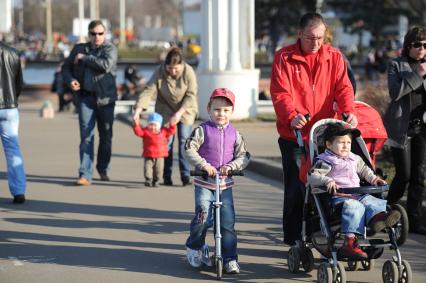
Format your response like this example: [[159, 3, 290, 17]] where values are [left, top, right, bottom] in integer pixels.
[[63, 20, 117, 186], [384, 26, 426, 235]]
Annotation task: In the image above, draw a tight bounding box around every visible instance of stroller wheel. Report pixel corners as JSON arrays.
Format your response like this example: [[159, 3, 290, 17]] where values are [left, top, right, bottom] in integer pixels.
[[317, 262, 332, 283], [361, 259, 375, 271], [399, 259, 412, 283], [301, 247, 314, 272], [347, 260, 358, 271], [287, 246, 301, 273], [390, 204, 409, 246], [335, 261, 347, 283], [382, 260, 398, 283]]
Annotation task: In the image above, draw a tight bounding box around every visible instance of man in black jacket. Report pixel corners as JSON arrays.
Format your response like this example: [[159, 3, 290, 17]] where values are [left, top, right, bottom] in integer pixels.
[[0, 42, 26, 203], [62, 20, 117, 186]]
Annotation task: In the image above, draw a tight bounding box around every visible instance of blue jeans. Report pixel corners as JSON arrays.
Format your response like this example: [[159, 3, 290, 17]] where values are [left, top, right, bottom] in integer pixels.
[[78, 95, 115, 180], [186, 186, 238, 263], [0, 108, 26, 196], [164, 122, 192, 182], [332, 194, 387, 235]]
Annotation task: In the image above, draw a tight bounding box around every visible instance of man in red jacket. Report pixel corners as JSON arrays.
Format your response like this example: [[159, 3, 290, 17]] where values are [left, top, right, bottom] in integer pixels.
[[270, 12, 358, 246]]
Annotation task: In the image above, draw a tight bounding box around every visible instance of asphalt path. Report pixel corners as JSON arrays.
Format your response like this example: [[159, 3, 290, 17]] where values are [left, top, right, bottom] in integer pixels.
[[0, 104, 425, 283]]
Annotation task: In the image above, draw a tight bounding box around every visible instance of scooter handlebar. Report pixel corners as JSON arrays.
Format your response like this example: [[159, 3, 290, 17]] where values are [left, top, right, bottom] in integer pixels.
[[190, 170, 244, 177]]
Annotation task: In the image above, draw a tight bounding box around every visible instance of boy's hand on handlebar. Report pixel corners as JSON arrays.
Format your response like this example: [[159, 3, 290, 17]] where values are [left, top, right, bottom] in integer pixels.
[[219, 165, 232, 176], [202, 164, 217, 177], [326, 180, 338, 194]]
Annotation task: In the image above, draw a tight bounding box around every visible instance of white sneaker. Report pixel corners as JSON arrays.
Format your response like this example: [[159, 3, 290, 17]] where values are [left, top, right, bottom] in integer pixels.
[[201, 244, 213, 267], [186, 247, 202, 268], [224, 260, 240, 274]]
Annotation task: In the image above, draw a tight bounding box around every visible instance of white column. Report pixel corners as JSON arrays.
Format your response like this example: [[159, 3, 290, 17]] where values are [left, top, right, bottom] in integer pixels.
[[78, 0, 85, 43], [45, 0, 52, 52], [119, 0, 127, 48], [200, 0, 212, 72], [225, 0, 241, 71], [90, 0, 100, 19]]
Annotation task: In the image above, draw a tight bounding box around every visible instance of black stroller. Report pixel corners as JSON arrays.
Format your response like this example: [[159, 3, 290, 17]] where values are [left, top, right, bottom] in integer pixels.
[[287, 118, 412, 283]]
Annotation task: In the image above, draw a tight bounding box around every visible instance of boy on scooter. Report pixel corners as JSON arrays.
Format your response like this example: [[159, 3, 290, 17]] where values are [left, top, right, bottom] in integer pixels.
[[183, 88, 250, 274]]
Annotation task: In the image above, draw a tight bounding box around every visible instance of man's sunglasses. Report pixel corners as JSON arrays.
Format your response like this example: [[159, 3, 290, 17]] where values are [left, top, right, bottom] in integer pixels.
[[411, 41, 426, 49], [89, 31, 104, 36]]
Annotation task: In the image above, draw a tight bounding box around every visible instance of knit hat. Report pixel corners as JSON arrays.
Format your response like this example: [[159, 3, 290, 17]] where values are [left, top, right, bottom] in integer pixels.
[[323, 123, 360, 142], [147, 112, 163, 127], [210, 88, 235, 107]]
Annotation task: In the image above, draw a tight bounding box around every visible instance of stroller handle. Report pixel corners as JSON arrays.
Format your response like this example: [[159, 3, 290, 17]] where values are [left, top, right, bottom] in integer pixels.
[[311, 184, 389, 195], [190, 170, 244, 177]]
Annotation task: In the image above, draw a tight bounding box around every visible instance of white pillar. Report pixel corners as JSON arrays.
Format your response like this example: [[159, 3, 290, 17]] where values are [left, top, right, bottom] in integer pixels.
[[198, 0, 259, 120], [226, 0, 241, 71], [200, 0, 212, 72], [211, 0, 227, 71], [119, 0, 126, 48], [90, 0, 100, 19], [45, 0, 52, 52], [78, 0, 85, 43]]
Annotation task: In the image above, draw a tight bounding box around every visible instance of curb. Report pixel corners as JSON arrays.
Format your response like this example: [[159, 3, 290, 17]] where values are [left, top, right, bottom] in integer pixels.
[[246, 158, 282, 183]]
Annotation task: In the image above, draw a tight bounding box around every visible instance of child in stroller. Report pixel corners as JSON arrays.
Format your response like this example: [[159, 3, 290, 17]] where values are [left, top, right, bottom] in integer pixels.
[[288, 118, 412, 283], [307, 123, 400, 260]]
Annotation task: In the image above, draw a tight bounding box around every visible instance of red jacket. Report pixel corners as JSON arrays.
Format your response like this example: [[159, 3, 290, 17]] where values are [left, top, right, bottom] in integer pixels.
[[133, 124, 176, 158], [270, 40, 354, 141]]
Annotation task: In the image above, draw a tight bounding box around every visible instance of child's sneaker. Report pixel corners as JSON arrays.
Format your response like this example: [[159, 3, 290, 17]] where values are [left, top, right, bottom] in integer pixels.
[[339, 236, 368, 260], [201, 244, 213, 267], [384, 210, 401, 228], [186, 247, 202, 268], [224, 260, 240, 274]]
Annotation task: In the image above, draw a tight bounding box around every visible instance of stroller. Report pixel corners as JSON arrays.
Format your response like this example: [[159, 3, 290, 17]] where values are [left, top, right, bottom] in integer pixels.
[[287, 115, 412, 283]]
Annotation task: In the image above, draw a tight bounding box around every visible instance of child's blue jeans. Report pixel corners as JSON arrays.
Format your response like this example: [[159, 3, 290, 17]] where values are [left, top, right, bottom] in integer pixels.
[[331, 194, 387, 235], [185, 186, 237, 264]]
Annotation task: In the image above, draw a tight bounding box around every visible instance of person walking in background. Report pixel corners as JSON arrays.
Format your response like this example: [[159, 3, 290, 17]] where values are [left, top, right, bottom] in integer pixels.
[[132, 47, 198, 187], [132, 112, 176, 187], [62, 20, 118, 186], [0, 42, 27, 204], [51, 60, 72, 112], [270, 12, 357, 246], [184, 88, 250, 274], [384, 26, 426, 235]]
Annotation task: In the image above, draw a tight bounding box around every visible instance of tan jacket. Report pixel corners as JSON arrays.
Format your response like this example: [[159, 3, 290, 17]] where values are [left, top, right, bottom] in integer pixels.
[[135, 62, 198, 125]]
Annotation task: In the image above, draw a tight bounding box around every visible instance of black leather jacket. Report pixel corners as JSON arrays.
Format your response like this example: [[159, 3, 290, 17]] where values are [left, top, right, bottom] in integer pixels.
[[62, 42, 117, 106], [0, 42, 23, 109]]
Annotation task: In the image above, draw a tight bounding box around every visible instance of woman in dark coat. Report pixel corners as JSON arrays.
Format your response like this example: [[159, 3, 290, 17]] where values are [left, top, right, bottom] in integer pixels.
[[384, 26, 426, 235]]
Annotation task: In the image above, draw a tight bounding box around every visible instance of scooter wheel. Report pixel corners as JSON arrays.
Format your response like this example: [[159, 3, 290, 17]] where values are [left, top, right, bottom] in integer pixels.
[[216, 258, 223, 279]]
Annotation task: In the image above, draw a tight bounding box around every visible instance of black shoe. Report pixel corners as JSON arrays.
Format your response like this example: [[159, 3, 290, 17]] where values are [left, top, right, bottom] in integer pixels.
[[152, 181, 158, 187], [162, 179, 173, 186], [409, 225, 426, 235], [144, 181, 152, 187], [99, 172, 110, 181], [182, 176, 192, 186], [13, 194, 26, 204]]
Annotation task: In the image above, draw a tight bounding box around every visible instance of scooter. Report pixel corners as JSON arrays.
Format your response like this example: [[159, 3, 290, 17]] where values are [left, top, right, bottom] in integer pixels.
[[190, 170, 244, 279]]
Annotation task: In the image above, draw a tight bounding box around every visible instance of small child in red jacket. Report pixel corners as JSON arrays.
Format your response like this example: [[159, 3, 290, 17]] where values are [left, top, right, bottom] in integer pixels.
[[133, 112, 176, 187]]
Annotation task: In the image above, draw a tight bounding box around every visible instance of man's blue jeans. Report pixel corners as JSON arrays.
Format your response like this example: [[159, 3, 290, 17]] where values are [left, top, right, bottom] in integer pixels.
[[186, 186, 238, 264], [78, 95, 115, 180], [164, 122, 192, 182], [332, 194, 387, 235], [0, 108, 26, 196]]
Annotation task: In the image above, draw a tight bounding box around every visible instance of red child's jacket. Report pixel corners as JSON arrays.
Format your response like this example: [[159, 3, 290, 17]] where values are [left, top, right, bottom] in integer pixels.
[[133, 124, 176, 158]]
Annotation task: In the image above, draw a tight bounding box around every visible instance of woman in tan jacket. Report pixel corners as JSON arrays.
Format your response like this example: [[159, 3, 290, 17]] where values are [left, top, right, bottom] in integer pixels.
[[133, 47, 198, 186]]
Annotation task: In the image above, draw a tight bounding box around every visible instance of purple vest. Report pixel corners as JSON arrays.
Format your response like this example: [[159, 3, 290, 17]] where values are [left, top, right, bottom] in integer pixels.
[[318, 150, 360, 188], [198, 121, 237, 169]]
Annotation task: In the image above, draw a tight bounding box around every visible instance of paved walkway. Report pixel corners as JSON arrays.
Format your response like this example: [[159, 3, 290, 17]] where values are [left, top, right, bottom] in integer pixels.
[[0, 92, 425, 282]]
